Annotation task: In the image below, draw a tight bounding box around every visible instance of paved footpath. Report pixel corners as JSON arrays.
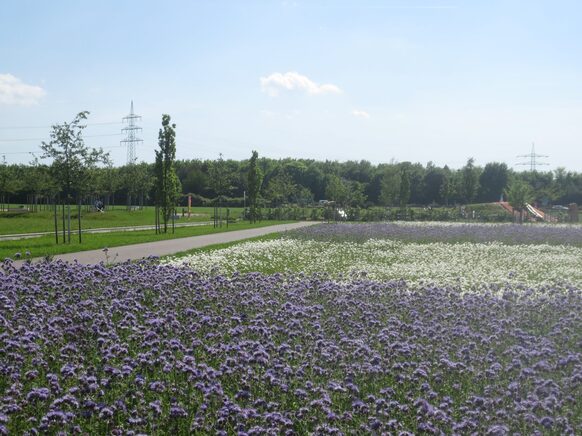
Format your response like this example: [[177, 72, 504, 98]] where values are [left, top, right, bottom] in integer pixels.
[[26, 222, 318, 265]]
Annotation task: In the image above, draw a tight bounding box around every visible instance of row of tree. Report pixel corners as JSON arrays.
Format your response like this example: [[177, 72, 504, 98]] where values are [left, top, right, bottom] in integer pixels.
[[1, 110, 581, 221], [175, 157, 582, 209], [2, 154, 582, 213], [0, 112, 183, 241]]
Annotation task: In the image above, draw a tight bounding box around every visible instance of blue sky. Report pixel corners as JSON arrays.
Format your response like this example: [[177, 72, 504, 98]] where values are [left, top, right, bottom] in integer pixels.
[[1, 0, 581, 170]]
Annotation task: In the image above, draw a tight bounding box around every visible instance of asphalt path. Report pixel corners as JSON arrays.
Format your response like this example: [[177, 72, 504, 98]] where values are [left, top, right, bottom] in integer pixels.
[[13, 222, 318, 266]]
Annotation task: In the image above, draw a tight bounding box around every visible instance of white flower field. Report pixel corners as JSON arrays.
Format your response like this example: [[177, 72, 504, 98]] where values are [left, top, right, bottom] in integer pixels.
[[165, 234, 582, 290]]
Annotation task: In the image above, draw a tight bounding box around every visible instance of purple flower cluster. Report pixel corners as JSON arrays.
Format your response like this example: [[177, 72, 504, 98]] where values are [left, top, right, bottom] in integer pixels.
[[1, 259, 581, 434], [291, 222, 582, 246]]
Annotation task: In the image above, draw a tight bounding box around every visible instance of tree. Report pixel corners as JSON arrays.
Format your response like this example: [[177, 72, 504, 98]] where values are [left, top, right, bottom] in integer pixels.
[[294, 186, 314, 206], [209, 153, 233, 227], [379, 164, 401, 206], [478, 162, 508, 202], [41, 111, 109, 243], [439, 166, 457, 206], [506, 179, 534, 223], [133, 162, 155, 209], [119, 162, 152, 210], [519, 170, 556, 206], [154, 114, 181, 233], [422, 162, 445, 205], [345, 181, 367, 208], [24, 158, 54, 211], [398, 165, 411, 209], [0, 160, 20, 211], [460, 158, 480, 204], [325, 174, 348, 206], [98, 164, 122, 208], [265, 169, 296, 206], [247, 150, 263, 223]]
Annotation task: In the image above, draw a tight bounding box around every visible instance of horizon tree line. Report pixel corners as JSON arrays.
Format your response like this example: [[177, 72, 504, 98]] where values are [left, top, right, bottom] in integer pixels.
[[2, 127, 582, 220]]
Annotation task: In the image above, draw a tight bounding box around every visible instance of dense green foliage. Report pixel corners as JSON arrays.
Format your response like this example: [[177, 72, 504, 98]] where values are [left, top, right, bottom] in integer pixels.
[[2, 155, 582, 211]]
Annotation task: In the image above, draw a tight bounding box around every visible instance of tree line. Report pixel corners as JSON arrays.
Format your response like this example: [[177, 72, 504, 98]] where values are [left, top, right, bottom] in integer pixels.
[[2, 154, 582, 212]]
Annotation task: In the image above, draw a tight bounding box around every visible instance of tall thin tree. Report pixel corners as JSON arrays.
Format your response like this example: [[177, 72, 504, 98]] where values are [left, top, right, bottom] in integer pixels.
[[154, 114, 181, 233], [247, 150, 263, 223]]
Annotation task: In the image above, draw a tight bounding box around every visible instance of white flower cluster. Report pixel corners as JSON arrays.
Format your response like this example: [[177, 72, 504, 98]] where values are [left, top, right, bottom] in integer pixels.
[[163, 238, 582, 290]]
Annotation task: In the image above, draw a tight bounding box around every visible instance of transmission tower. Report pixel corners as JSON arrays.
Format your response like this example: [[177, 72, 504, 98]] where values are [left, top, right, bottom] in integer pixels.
[[121, 101, 142, 165], [517, 142, 549, 171]]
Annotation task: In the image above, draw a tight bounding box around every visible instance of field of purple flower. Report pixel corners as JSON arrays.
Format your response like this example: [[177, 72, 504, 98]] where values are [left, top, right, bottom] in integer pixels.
[[1, 258, 581, 434], [290, 222, 582, 246]]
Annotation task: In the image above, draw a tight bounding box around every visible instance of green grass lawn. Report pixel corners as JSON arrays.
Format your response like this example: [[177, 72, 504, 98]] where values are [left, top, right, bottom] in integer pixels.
[[0, 206, 243, 235], [0, 220, 290, 261]]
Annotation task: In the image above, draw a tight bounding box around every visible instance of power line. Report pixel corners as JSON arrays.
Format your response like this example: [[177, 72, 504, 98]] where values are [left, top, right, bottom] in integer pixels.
[[0, 133, 123, 142], [0, 143, 139, 157], [0, 121, 122, 130]]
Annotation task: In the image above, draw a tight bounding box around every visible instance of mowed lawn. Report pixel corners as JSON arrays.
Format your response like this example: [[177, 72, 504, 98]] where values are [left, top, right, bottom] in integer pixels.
[[0, 206, 243, 235]]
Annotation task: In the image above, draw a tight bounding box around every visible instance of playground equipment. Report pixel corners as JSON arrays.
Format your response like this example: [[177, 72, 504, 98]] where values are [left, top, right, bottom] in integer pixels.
[[526, 203, 544, 220], [497, 202, 556, 222]]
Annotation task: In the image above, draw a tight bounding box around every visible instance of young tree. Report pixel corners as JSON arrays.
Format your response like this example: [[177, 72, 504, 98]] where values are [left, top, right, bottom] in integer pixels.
[[209, 153, 232, 227], [506, 179, 534, 224], [41, 111, 109, 243], [98, 164, 122, 208], [154, 114, 181, 233], [247, 150, 263, 223], [133, 162, 155, 209], [122, 163, 140, 211], [24, 158, 53, 211]]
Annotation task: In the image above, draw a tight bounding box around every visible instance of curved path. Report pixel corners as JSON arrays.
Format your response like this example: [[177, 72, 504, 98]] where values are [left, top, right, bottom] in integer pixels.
[[20, 222, 317, 266]]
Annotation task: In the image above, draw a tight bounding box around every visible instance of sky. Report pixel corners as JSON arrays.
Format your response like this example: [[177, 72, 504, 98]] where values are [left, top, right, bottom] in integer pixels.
[[1, 0, 581, 170]]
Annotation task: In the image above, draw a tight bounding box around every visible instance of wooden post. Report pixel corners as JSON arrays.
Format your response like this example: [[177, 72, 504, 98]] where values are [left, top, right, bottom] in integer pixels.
[[62, 200, 66, 244], [155, 206, 159, 234], [67, 204, 71, 244], [54, 198, 58, 245], [78, 197, 82, 244]]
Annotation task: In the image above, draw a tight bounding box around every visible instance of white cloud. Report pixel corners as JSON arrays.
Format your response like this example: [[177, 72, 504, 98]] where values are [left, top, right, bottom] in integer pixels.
[[352, 109, 370, 118], [0, 73, 46, 105], [260, 71, 341, 97]]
